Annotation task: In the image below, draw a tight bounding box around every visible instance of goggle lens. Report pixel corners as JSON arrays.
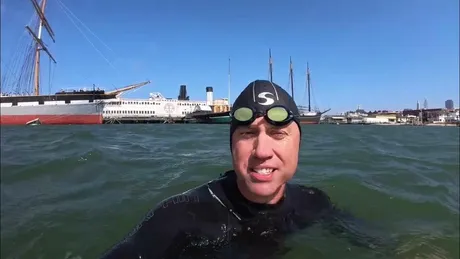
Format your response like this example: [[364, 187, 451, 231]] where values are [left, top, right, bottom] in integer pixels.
[[232, 106, 293, 125], [233, 107, 253, 122], [267, 106, 289, 122]]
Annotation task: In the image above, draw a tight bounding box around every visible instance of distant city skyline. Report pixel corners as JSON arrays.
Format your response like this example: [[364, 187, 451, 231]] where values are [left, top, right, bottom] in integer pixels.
[[1, 0, 458, 115]]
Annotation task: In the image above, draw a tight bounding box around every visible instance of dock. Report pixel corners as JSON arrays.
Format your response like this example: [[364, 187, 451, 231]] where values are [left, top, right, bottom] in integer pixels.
[[103, 116, 186, 124], [103, 111, 232, 124], [184, 111, 231, 124]]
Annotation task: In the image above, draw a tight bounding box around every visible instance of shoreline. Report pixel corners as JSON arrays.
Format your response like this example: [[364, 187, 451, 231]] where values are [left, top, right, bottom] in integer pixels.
[[322, 122, 459, 127]]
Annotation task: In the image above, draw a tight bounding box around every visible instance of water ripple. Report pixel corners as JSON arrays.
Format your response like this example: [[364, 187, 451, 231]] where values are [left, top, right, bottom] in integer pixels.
[[0, 124, 458, 258]]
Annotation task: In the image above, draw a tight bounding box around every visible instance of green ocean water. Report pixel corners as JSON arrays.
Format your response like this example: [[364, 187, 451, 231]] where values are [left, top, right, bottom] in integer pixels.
[[1, 124, 459, 259]]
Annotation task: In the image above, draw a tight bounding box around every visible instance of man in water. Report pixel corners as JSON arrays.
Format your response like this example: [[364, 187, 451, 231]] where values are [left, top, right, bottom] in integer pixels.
[[101, 80, 392, 258]]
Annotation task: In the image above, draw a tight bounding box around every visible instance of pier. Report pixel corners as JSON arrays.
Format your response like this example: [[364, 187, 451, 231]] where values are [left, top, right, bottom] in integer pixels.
[[184, 111, 231, 124], [103, 111, 232, 124], [103, 116, 185, 124]]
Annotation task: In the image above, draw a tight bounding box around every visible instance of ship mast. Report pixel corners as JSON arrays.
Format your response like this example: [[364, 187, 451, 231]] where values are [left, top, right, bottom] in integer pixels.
[[27, 0, 57, 96], [289, 56, 294, 100], [306, 62, 311, 112], [228, 58, 231, 109], [268, 48, 273, 83]]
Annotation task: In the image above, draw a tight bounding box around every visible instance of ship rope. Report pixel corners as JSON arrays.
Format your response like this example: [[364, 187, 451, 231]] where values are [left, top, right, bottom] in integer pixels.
[[310, 80, 319, 111], [1, 0, 124, 96], [55, 0, 116, 56], [285, 70, 291, 95], [304, 77, 320, 111], [48, 57, 56, 95], [1, 13, 40, 96], [55, 0, 119, 74]]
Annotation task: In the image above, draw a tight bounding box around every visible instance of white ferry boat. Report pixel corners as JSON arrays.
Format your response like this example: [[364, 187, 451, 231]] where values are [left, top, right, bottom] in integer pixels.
[[102, 85, 229, 120]]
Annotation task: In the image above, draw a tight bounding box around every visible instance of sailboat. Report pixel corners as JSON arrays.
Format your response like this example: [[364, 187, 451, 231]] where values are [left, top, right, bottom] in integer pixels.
[[293, 62, 330, 124], [0, 0, 150, 125], [269, 50, 329, 124]]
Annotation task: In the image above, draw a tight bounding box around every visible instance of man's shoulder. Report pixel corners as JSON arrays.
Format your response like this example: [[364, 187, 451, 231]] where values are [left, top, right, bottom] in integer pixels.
[[118, 183, 216, 238], [287, 182, 331, 198], [100, 178, 228, 258], [142, 174, 230, 221], [154, 182, 214, 213], [287, 183, 334, 210]]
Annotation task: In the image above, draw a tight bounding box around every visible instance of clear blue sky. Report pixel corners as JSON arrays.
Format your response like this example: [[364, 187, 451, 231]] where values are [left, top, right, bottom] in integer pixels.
[[1, 0, 458, 114]]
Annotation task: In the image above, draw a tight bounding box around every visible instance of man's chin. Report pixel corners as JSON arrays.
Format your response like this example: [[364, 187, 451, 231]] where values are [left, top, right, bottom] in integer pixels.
[[245, 183, 284, 200]]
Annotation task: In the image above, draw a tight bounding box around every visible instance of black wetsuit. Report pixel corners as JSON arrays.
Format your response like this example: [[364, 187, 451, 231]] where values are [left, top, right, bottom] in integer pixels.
[[100, 170, 393, 259]]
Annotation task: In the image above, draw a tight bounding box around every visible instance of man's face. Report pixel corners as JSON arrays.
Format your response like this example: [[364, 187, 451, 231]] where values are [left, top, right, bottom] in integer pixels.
[[231, 116, 300, 204]]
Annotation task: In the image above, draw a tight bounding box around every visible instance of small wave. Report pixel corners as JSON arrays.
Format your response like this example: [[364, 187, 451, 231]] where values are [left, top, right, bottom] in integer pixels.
[[0, 124, 458, 258], [179, 153, 194, 157], [395, 234, 455, 259]]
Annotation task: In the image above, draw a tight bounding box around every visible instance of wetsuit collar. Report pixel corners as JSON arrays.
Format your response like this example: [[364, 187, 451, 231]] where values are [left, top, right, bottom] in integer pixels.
[[208, 170, 294, 221]]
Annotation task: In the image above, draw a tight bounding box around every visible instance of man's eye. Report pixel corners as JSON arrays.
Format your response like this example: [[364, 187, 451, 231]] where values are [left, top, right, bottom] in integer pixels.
[[271, 131, 287, 139], [238, 130, 258, 139]]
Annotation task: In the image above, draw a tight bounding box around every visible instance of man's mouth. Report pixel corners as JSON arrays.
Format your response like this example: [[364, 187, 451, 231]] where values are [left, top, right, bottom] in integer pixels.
[[249, 168, 276, 181], [252, 168, 274, 175]]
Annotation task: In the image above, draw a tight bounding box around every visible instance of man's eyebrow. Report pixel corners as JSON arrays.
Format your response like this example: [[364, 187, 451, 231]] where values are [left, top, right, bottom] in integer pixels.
[[237, 125, 256, 130]]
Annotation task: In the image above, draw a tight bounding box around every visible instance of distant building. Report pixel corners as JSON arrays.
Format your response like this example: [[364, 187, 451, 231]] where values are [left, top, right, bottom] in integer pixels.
[[445, 99, 454, 110], [416, 100, 420, 110]]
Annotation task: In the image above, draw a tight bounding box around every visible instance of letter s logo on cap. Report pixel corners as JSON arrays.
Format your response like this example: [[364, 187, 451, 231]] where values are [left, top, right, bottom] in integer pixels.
[[257, 92, 275, 106]]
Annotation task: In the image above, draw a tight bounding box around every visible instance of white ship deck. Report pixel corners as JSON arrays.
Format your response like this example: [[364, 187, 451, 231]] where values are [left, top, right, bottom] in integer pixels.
[[102, 92, 208, 119]]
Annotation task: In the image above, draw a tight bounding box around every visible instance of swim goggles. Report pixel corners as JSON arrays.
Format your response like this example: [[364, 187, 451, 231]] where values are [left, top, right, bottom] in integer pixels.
[[230, 105, 296, 126]]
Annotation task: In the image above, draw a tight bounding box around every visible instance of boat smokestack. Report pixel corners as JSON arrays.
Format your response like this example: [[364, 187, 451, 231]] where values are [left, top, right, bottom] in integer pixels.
[[206, 86, 213, 106], [178, 85, 189, 100]]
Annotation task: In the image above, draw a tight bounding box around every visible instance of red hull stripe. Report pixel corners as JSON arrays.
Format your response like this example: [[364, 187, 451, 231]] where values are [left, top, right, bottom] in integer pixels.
[[0, 115, 103, 125]]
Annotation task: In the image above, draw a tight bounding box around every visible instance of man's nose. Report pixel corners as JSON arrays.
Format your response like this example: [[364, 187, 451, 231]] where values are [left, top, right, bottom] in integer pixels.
[[252, 133, 274, 160]]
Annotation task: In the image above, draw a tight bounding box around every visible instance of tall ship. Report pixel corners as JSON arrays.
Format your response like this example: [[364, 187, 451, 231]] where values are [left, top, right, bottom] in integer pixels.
[[295, 62, 330, 124], [0, 0, 149, 125], [268, 50, 329, 124], [285, 56, 329, 124]]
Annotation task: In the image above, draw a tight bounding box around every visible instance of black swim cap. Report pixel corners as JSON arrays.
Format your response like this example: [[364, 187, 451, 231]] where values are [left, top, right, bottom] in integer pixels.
[[229, 80, 301, 150]]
